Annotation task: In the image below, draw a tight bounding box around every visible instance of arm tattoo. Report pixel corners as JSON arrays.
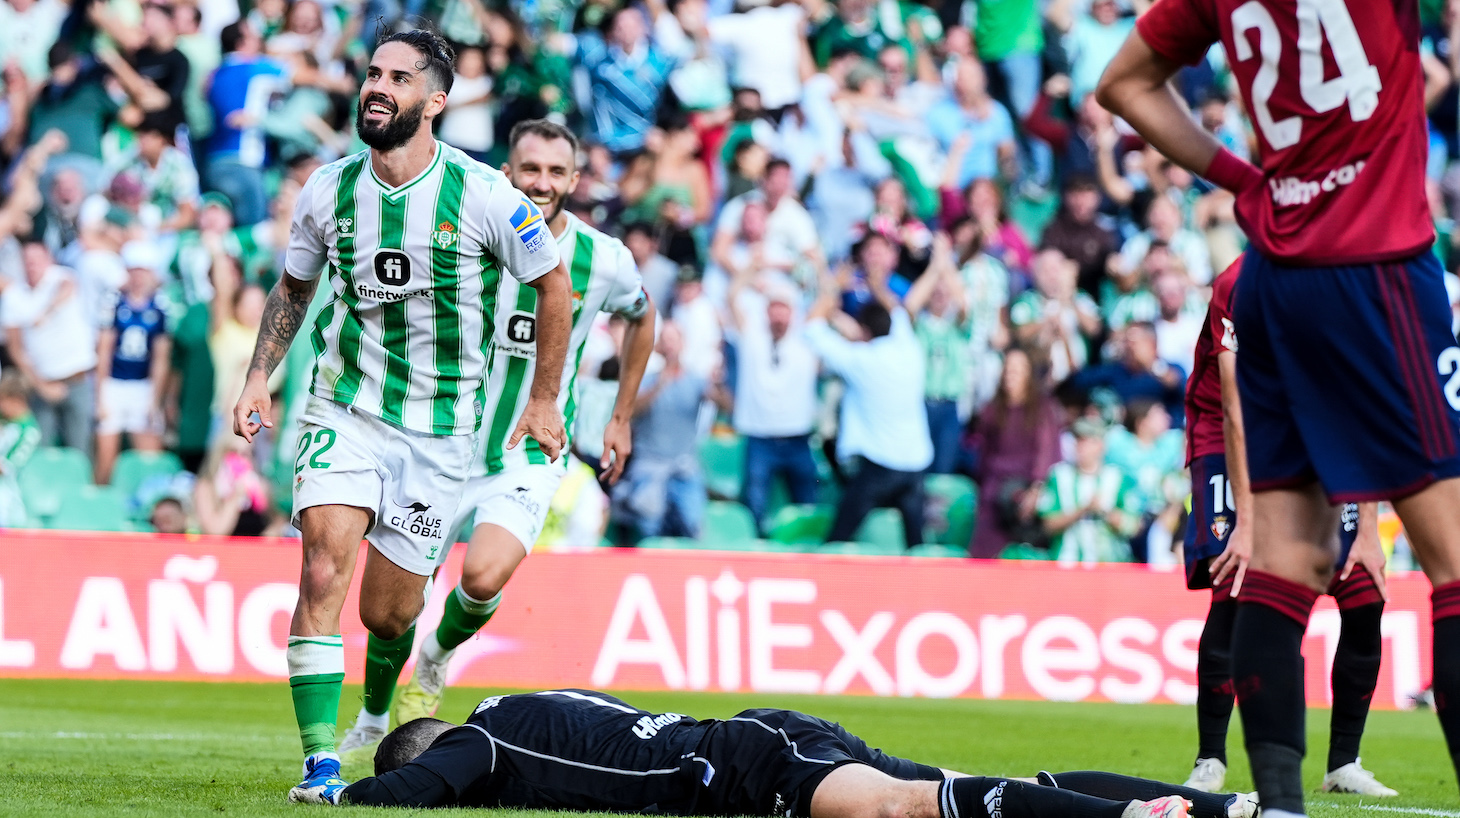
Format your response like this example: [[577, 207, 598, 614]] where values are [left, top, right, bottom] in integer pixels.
[[246, 278, 314, 378]]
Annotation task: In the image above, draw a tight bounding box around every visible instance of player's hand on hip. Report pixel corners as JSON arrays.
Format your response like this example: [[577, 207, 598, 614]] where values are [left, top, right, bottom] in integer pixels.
[[509, 397, 566, 461], [232, 373, 274, 443], [1341, 524, 1390, 601], [1211, 519, 1252, 597], [600, 415, 632, 485]]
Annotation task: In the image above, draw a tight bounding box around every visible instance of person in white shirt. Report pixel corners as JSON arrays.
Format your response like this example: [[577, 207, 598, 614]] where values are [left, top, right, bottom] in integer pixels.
[[1117, 197, 1213, 286], [805, 279, 932, 546], [728, 275, 820, 532], [2, 238, 100, 451], [438, 45, 493, 160], [1152, 271, 1203, 375], [711, 159, 826, 291], [706, 0, 811, 112], [670, 272, 723, 380]]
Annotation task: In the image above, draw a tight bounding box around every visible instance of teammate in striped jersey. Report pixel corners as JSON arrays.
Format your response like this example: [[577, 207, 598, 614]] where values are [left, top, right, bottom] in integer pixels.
[[229, 31, 574, 804], [333, 120, 658, 759]]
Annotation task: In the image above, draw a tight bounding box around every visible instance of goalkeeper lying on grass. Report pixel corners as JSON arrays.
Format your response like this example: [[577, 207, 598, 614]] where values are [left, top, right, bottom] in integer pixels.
[[293, 687, 1256, 818]]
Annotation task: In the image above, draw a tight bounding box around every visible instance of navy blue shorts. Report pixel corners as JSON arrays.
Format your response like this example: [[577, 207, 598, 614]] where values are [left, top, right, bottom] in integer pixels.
[[1185, 454, 1360, 591], [1232, 251, 1460, 502], [1185, 453, 1235, 590]]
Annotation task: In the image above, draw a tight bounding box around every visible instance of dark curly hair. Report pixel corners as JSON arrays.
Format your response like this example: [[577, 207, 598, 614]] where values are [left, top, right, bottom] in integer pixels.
[[376, 28, 456, 95]]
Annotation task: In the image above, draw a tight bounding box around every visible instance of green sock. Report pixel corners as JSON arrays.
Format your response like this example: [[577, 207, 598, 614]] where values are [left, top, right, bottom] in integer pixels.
[[362, 626, 415, 717], [433, 585, 501, 655], [287, 635, 345, 757]]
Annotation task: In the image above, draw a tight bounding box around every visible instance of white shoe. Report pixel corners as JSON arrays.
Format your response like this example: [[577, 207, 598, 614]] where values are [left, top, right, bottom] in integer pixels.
[[1124, 796, 1192, 818], [1225, 792, 1259, 818], [392, 641, 449, 726], [1322, 760, 1398, 797], [1183, 758, 1227, 793], [336, 721, 387, 764]]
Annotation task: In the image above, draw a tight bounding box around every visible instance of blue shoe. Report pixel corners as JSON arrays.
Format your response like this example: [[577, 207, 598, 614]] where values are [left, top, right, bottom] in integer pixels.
[[288, 753, 347, 805]]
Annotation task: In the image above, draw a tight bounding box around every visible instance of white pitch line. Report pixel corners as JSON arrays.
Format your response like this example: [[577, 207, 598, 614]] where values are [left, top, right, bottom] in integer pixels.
[[1348, 806, 1460, 818], [0, 731, 289, 742]]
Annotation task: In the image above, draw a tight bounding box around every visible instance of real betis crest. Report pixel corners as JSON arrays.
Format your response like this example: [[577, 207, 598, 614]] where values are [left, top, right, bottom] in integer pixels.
[[433, 220, 458, 249]]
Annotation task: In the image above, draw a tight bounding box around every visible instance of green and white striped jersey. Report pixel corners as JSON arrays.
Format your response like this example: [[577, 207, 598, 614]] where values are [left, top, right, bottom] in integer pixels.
[[476, 211, 647, 475], [286, 143, 560, 436], [1037, 462, 1141, 565]]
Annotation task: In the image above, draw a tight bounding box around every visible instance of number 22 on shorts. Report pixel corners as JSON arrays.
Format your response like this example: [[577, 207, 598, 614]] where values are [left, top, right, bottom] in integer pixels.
[[295, 428, 337, 474]]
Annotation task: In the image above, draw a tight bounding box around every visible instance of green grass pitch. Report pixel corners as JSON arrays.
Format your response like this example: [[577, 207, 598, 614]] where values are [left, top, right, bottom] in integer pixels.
[[1, 678, 1457, 817]]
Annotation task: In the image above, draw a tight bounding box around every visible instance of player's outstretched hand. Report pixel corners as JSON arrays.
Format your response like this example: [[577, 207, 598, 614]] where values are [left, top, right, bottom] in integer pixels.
[[232, 373, 274, 443], [600, 415, 632, 485], [510, 397, 566, 461], [1340, 521, 1390, 602], [1211, 519, 1252, 598]]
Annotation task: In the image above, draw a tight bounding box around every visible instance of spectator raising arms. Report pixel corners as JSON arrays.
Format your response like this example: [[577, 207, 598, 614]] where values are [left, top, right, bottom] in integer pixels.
[[904, 233, 971, 474], [3, 238, 100, 453], [806, 273, 932, 548], [727, 273, 821, 533]]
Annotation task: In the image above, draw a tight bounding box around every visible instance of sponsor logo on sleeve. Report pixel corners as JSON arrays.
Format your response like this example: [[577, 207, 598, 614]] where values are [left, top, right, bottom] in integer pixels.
[[510, 196, 548, 253]]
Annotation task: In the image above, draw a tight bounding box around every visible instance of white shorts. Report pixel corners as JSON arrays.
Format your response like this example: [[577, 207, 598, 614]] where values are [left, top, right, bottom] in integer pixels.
[[97, 378, 162, 436], [451, 464, 566, 556], [292, 396, 476, 576]]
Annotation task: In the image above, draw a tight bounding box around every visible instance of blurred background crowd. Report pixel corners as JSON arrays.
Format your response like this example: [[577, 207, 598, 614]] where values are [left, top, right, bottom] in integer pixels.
[[0, 0, 1450, 561]]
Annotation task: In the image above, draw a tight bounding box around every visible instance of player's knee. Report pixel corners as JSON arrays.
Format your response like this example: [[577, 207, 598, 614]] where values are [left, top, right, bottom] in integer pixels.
[[298, 553, 350, 602], [360, 603, 418, 640], [459, 562, 511, 601]]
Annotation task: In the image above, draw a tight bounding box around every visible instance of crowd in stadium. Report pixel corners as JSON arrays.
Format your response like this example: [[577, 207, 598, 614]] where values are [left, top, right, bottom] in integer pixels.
[[0, 0, 1451, 557]]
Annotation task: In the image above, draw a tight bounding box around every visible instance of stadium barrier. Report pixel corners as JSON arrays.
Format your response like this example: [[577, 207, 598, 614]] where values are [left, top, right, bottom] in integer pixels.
[[0, 531, 1433, 708]]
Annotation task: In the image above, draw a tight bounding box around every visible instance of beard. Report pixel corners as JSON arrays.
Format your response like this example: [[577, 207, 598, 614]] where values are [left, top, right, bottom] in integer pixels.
[[356, 96, 427, 151]]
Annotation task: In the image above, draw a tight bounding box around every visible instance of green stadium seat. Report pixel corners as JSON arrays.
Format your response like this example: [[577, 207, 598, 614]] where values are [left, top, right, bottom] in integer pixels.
[[908, 543, 968, 559], [636, 536, 699, 550], [937, 494, 977, 547], [854, 508, 907, 551], [19, 447, 92, 520], [818, 540, 906, 556], [702, 501, 757, 544], [50, 485, 130, 532], [924, 473, 976, 507], [923, 474, 976, 544], [766, 504, 835, 544], [702, 539, 810, 554], [112, 450, 184, 516], [999, 542, 1052, 561], [699, 435, 745, 500]]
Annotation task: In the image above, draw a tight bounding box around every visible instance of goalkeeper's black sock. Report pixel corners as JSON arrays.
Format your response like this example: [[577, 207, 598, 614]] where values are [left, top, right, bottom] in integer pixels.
[[1328, 600, 1383, 772], [1430, 582, 1460, 788], [1041, 772, 1233, 818], [1196, 594, 1237, 764], [1232, 570, 1318, 816], [937, 777, 1127, 818]]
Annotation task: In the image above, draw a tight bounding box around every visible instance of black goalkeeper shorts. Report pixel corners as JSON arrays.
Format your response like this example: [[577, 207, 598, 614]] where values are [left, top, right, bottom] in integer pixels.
[[692, 709, 944, 818]]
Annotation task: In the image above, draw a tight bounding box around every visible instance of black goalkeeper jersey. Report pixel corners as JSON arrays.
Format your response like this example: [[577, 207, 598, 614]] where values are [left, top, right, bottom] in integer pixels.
[[343, 689, 714, 812], [343, 689, 944, 815]]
